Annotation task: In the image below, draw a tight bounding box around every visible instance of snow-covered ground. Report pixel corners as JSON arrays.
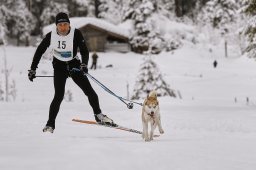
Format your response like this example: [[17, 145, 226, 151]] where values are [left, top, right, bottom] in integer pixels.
[[1, 43, 256, 170]]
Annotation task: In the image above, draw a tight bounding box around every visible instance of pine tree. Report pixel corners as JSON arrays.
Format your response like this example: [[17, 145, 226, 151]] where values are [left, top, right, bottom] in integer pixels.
[[98, 0, 108, 18], [123, 0, 164, 54], [131, 57, 176, 100], [29, 0, 82, 35], [1, 0, 35, 46], [243, 0, 256, 58], [69, 0, 88, 17], [14, 0, 36, 46], [40, 0, 69, 26], [155, 0, 175, 14], [98, 0, 122, 24], [197, 0, 238, 29], [174, 0, 199, 17], [27, 0, 48, 35]]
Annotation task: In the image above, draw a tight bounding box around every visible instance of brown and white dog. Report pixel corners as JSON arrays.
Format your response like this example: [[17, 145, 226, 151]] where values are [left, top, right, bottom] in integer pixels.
[[142, 91, 164, 141]]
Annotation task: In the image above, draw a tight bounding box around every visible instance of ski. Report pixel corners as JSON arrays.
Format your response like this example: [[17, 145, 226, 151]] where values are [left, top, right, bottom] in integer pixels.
[[72, 119, 160, 137]]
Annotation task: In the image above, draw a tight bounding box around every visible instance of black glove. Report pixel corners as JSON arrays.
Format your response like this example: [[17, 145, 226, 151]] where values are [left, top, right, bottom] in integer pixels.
[[80, 63, 88, 73], [28, 70, 36, 82]]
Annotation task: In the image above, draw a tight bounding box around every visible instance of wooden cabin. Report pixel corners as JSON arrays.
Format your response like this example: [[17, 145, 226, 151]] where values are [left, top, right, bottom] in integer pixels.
[[79, 23, 130, 52]]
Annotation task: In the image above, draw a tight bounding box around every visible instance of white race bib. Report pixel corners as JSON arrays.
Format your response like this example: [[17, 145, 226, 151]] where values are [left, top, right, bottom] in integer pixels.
[[50, 27, 75, 61]]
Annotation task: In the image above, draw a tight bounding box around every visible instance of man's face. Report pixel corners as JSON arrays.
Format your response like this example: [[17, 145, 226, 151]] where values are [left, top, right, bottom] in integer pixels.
[[56, 22, 70, 35]]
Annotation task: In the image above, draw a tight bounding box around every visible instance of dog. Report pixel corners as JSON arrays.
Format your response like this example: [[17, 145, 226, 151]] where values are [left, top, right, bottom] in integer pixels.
[[142, 90, 164, 141]]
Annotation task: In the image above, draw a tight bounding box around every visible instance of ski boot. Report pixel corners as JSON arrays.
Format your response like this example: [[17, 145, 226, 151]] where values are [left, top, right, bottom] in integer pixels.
[[95, 113, 117, 127], [42, 126, 54, 133]]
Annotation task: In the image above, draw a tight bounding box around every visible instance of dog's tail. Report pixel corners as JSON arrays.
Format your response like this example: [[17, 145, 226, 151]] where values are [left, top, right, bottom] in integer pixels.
[[148, 90, 157, 98]]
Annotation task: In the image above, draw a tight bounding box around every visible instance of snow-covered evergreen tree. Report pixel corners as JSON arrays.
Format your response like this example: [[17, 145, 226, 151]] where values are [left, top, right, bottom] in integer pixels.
[[197, 0, 238, 29], [123, 0, 165, 54], [243, 0, 256, 58], [154, 0, 175, 18], [69, 0, 88, 17], [27, 0, 47, 35], [13, 0, 36, 46], [195, 0, 244, 54], [1, 0, 35, 46], [131, 57, 176, 100], [98, 0, 108, 18], [82, 0, 97, 17], [40, 1, 68, 26], [156, 0, 175, 12], [29, 0, 81, 35], [98, 0, 122, 24]]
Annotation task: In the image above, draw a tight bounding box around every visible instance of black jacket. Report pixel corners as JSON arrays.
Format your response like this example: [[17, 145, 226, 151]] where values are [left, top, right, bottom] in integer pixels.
[[30, 28, 89, 70]]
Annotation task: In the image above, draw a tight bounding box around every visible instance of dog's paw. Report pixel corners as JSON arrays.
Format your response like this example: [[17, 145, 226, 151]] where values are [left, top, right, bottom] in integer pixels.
[[159, 129, 164, 134]]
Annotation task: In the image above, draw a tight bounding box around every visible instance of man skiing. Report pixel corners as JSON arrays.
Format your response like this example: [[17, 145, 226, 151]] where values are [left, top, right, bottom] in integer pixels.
[[28, 12, 114, 133]]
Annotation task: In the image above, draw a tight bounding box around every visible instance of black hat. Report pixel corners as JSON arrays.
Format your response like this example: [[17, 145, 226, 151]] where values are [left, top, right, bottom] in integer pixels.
[[55, 12, 70, 25]]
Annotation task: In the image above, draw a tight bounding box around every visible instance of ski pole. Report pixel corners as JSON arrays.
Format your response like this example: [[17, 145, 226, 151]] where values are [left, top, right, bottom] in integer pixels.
[[86, 73, 142, 107], [35, 75, 54, 77], [72, 68, 142, 109], [85, 72, 137, 109]]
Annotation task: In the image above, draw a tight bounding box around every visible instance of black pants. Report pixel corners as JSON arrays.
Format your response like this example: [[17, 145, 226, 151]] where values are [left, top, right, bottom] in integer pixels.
[[46, 58, 101, 128]]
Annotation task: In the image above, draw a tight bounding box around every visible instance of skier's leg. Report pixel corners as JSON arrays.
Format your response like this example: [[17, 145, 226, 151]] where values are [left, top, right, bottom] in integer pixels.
[[71, 71, 114, 124], [46, 69, 67, 129], [71, 71, 101, 115]]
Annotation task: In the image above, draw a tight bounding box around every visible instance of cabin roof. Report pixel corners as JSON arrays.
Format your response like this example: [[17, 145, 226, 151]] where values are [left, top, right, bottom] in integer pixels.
[[43, 17, 130, 38]]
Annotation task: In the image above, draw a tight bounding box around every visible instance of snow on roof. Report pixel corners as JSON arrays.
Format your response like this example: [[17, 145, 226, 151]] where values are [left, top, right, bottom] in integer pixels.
[[43, 17, 130, 38]]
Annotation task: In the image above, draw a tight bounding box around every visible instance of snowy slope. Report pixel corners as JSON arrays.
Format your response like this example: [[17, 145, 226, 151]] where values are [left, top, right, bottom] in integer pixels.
[[1, 43, 256, 170]]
